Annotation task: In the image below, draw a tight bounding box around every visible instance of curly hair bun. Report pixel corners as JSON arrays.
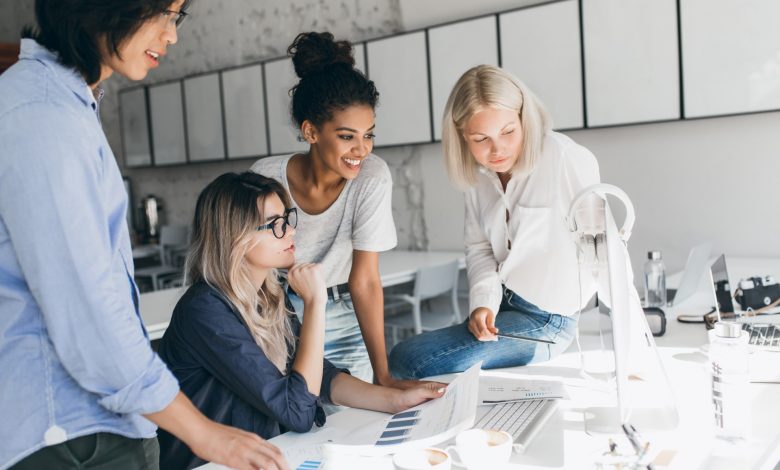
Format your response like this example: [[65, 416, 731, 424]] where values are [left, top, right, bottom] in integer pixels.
[[288, 31, 355, 78]]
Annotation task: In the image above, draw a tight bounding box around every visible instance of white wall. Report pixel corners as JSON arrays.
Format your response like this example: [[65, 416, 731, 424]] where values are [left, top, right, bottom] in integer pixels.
[[402, 0, 780, 281], [566, 112, 780, 275], [4, 0, 779, 279]]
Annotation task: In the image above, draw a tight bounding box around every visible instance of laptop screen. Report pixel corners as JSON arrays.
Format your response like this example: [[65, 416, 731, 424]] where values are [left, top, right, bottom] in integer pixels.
[[710, 254, 735, 319]]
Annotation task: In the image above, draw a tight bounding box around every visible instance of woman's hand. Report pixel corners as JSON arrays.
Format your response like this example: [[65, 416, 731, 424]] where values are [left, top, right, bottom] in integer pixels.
[[288, 262, 326, 306], [468, 307, 498, 341], [377, 375, 445, 391], [390, 382, 448, 413]]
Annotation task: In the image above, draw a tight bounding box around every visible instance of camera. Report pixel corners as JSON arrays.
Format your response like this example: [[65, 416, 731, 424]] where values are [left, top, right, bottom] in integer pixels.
[[734, 276, 780, 311]]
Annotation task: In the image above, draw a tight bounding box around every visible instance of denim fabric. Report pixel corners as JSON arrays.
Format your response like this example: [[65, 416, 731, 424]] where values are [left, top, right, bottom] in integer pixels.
[[157, 282, 346, 469], [388, 288, 577, 379], [288, 292, 372, 383], [0, 40, 178, 468]]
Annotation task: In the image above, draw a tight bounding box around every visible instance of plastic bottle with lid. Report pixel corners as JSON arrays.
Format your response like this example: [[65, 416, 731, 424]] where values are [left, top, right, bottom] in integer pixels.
[[709, 321, 750, 443]]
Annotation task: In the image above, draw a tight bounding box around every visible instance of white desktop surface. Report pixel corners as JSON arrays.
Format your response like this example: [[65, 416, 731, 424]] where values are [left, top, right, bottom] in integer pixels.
[[196, 318, 780, 469], [139, 250, 465, 340], [193, 256, 780, 470]]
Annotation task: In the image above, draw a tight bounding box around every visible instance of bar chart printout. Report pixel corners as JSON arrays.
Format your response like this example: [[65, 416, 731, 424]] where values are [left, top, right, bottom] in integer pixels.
[[324, 362, 482, 458]]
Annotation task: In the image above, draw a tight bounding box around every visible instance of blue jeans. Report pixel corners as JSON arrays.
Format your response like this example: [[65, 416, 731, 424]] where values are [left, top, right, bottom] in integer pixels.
[[388, 288, 577, 379], [288, 293, 372, 383]]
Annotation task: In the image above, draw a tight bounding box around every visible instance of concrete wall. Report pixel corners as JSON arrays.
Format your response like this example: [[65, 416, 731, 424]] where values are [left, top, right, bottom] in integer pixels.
[[3, 0, 779, 279]]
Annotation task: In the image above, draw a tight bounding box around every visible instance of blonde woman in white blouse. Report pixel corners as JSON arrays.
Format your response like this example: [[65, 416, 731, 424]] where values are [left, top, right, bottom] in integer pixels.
[[389, 65, 600, 379]]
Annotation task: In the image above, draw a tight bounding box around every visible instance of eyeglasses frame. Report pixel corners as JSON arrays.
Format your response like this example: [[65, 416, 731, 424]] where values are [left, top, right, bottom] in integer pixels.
[[256, 207, 298, 239]]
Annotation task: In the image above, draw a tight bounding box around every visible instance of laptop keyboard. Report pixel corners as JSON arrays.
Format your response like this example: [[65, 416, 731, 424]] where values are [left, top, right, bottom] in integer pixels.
[[742, 323, 780, 350], [474, 399, 555, 450]]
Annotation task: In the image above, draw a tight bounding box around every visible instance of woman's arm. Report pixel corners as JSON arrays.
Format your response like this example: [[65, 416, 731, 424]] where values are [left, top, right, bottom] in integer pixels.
[[348, 250, 395, 385], [328, 372, 446, 414], [289, 263, 327, 395], [464, 190, 503, 340]]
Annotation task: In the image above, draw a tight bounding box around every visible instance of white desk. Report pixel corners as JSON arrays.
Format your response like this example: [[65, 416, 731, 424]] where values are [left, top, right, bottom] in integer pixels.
[[139, 250, 465, 340], [195, 256, 780, 470], [377, 250, 466, 286]]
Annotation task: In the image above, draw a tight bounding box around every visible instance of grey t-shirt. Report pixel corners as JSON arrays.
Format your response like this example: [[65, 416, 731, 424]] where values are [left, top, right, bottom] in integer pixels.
[[251, 153, 397, 286]]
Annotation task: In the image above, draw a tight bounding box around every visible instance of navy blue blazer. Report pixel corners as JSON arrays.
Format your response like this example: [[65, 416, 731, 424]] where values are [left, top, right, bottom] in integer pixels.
[[157, 281, 347, 469]]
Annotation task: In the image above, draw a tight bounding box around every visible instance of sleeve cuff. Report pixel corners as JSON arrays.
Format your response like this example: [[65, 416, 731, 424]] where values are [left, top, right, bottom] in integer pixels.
[[352, 238, 398, 253], [469, 287, 502, 318], [320, 366, 350, 405], [98, 355, 179, 415]]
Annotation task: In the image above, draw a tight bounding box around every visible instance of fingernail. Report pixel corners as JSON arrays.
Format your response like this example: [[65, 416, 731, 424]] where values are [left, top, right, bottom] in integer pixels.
[[437, 388, 445, 393]]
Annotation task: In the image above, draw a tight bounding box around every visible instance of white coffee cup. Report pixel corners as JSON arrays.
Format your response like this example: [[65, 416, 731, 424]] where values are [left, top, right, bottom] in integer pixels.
[[393, 447, 452, 470], [445, 429, 512, 469]]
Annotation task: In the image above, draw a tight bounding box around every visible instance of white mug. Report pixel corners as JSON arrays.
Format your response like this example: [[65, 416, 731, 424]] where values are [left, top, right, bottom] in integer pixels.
[[445, 429, 512, 469], [393, 447, 452, 470]]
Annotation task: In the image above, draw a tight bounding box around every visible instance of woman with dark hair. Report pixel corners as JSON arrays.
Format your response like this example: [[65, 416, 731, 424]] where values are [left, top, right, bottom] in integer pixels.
[[157, 172, 445, 469], [0, 1, 286, 469], [252, 32, 415, 389]]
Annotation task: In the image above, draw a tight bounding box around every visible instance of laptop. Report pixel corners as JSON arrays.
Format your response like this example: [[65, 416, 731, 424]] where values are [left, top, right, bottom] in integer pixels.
[[709, 254, 780, 352], [668, 243, 712, 305]]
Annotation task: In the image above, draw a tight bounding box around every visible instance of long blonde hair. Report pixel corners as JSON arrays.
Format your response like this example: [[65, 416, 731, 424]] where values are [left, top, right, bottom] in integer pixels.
[[186, 172, 295, 372], [442, 64, 551, 189]]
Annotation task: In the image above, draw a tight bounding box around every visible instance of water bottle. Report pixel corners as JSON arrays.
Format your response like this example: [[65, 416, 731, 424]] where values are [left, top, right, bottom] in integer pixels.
[[709, 321, 750, 443], [643, 251, 666, 307]]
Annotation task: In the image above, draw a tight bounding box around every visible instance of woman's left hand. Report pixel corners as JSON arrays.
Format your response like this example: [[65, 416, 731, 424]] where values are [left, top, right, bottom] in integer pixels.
[[391, 382, 447, 413]]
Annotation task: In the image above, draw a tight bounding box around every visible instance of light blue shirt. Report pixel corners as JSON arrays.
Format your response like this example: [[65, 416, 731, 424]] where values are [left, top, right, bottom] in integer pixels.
[[0, 39, 179, 468]]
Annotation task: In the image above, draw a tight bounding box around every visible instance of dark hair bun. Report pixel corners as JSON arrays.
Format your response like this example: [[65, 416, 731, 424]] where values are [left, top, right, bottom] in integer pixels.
[[288, 32, 355, 78]]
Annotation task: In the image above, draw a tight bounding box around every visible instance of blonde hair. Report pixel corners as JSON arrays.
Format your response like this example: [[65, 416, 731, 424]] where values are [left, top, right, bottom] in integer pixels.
[[186, 172, 295, 372], [442, 65, 551, 189]]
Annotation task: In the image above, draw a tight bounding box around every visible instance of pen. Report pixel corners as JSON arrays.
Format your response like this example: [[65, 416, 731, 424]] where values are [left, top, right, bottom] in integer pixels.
[[495, 333, 556, 344], [622, 424, 654, 470]]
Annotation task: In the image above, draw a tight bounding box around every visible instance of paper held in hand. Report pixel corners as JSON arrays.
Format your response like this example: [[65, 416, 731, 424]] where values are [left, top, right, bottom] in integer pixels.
[[323, 362, 482, 459]]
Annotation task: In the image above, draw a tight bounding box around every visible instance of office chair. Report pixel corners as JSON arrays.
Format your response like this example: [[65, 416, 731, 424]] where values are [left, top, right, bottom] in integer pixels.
[[385, 259, 462, 346], [134, 224, 189, 291]]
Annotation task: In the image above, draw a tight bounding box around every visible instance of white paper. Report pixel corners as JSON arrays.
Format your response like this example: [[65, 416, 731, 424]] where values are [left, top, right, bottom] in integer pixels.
[[323, 362, 482, 458], [280, 426, 344, 469], [478, 377, 568, 404]]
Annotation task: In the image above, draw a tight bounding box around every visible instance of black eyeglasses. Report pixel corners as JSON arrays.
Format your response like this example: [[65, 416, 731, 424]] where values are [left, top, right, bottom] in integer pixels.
[[161, 9, 188, 28], [256, 208, 298, 239]]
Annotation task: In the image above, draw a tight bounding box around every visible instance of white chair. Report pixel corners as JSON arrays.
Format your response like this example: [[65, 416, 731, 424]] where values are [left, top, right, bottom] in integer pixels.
[[385, 260, 462, 346], [134, 225, 189, 291]]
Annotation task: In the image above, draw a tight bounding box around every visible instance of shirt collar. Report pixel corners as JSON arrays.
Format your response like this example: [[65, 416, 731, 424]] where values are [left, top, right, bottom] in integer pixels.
[[20, 38, 102, 108]]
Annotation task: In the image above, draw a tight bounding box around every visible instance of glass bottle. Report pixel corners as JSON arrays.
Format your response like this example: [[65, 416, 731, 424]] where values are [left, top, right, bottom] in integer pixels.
[[643, 251, 667, 307]]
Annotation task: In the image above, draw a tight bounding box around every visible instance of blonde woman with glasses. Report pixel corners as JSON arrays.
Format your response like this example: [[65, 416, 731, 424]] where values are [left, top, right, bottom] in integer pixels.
[[156, 172, 444, 469], [389, 65, 600, 379]]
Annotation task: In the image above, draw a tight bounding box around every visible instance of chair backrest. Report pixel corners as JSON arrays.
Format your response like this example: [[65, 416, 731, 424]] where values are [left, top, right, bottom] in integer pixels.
[[159, 224, 189, 247], [158, 225, 190, 265], [414, 259, 460, 300]]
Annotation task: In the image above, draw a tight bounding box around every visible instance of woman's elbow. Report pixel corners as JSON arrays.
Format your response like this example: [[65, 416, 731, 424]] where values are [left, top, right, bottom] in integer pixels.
[[284, 412, 316, 433]]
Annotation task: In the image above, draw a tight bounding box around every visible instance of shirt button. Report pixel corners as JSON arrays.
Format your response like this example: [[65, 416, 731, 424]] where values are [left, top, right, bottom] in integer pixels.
[[44, 425, 67, 445]]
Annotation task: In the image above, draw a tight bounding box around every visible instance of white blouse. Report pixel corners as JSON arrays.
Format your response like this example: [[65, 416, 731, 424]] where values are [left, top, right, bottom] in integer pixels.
[[465, 131, 600, 318]]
